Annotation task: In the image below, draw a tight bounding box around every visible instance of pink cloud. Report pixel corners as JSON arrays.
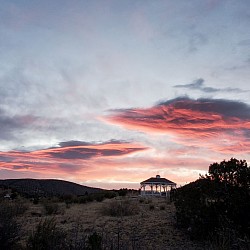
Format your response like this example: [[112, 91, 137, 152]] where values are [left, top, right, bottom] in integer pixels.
[[0, 138, 211, 188], [0, 140, 150, 187], [106, 97, 250, 154]]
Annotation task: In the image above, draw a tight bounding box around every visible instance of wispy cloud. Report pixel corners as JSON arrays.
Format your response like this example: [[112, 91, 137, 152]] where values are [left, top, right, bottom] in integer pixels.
[[0, 108, 38, 140], [0, 140, 148, 173], [174, 78, 248, 93]]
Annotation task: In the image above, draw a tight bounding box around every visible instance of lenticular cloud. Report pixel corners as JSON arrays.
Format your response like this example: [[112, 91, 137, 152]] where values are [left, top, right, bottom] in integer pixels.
[[106, 97, 250, 153]]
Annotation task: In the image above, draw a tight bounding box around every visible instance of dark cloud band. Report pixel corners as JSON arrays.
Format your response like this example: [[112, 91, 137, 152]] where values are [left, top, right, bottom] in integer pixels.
[[174, 78, 248, 93]]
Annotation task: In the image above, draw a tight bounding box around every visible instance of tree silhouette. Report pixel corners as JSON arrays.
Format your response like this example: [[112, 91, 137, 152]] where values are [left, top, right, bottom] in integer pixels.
[[206, 158, 250, 189], [175, 158, 250, 244]]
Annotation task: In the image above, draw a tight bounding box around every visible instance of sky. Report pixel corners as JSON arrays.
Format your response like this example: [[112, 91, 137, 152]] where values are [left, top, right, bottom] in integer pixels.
[[0, 0, 250, 189]]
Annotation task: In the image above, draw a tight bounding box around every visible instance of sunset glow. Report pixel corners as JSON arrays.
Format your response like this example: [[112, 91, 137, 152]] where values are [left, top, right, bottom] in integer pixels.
[[1, 1, 250, 189], [107, 98, 250, 154]]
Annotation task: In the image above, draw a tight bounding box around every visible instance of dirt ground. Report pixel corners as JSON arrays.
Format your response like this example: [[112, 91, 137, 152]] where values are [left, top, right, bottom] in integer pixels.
[[17, 196, 208, 250]]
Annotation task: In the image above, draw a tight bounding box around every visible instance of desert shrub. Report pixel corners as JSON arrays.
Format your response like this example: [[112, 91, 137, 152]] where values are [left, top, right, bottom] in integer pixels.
[[175, 179, 223, 240], [0, 200, 28, 218], [33, 197, 39, 204], [149, 204, 154, 210], [0, 218, 19, 250], [89, 191, 117, 202], [0, 201, 28, 221], [160, 205, 165, 210], [104, 191, 117, 199], [60, 192, 116, 205], [43, 202, 59, 215], [78, 196, 87, 204], [10, 192, 18, 199], [0, 201, 23, 249], [144, 198, 152, 204], [27, 218, 66, 250], [102, 199, 139, 217], [14, 201, 29, 215], [139, 198, 144, 203], [66, 202, 71, 209], [95, 195, 104, 202], [92, 193, 105, 202], [117, 188, 128, 196], [66, 223, 88, 249], [60, 194, 76, 204], [208, 227, 239, 250], [88, 232, 102, 250], [86, 195, 94, 202]]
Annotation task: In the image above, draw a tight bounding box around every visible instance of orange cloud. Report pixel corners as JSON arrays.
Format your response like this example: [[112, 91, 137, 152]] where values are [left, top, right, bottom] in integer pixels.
[[106, 97, 250, 154], [2, 97, 250, 189], [0, 138, 211, 188], [0, 140, 147, 175]]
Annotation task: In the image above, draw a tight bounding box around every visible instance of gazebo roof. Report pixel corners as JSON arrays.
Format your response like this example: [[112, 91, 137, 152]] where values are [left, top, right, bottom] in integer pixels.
[[140, 175, 176, 186]]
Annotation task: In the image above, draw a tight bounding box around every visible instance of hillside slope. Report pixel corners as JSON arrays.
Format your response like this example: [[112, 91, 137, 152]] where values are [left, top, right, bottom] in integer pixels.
[[0, 178, 103, 197]]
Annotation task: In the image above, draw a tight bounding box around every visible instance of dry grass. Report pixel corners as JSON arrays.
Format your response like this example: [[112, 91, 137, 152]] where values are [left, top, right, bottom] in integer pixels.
[[13, 196, 209, 249]]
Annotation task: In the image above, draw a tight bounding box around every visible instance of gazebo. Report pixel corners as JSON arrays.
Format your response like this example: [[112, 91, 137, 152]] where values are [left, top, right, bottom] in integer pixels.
[[140, 175, 176, 197]]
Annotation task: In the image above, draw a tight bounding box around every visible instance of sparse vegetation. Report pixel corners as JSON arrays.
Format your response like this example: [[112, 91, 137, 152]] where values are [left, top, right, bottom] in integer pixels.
[[59, 191, 117, 205], [0, 187, 206, 249], [26, 218, 66, 250], [43, 201, 60, 215], [0, 200, 28, 249], [1, 175, 231, 249]]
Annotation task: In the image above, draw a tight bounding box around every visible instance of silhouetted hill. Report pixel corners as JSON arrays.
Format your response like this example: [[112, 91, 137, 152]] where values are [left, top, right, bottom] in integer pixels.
[[0, 179, 103, 197]]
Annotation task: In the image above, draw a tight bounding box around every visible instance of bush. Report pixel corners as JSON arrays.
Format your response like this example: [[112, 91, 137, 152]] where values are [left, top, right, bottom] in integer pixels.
[[160, 205, 165, 210], [60, 194, 75, 204], [27, 218, 66, 250], [175, 179, 222, 240], [0, 201, 24, 249], [0, 217, 19, 249], [92, 193, 105, 202], [117, 188, 128, 196], [88, 232, 102, 250], [78, 196, 87, 204], [104, 191, 117, 199], [102, 199, 139, 217], [144, 198, 152, 204], [33, 197, 39, 204], [85, 195, 94, 202], [43, 202, 59, 215], [149, 204, 154, 210], [139, 198, 144, 203], [0, 200, 28, 218]]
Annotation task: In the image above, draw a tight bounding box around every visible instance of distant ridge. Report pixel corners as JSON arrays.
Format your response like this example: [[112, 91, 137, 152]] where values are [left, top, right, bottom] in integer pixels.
[[0, 178, 103, 197]]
